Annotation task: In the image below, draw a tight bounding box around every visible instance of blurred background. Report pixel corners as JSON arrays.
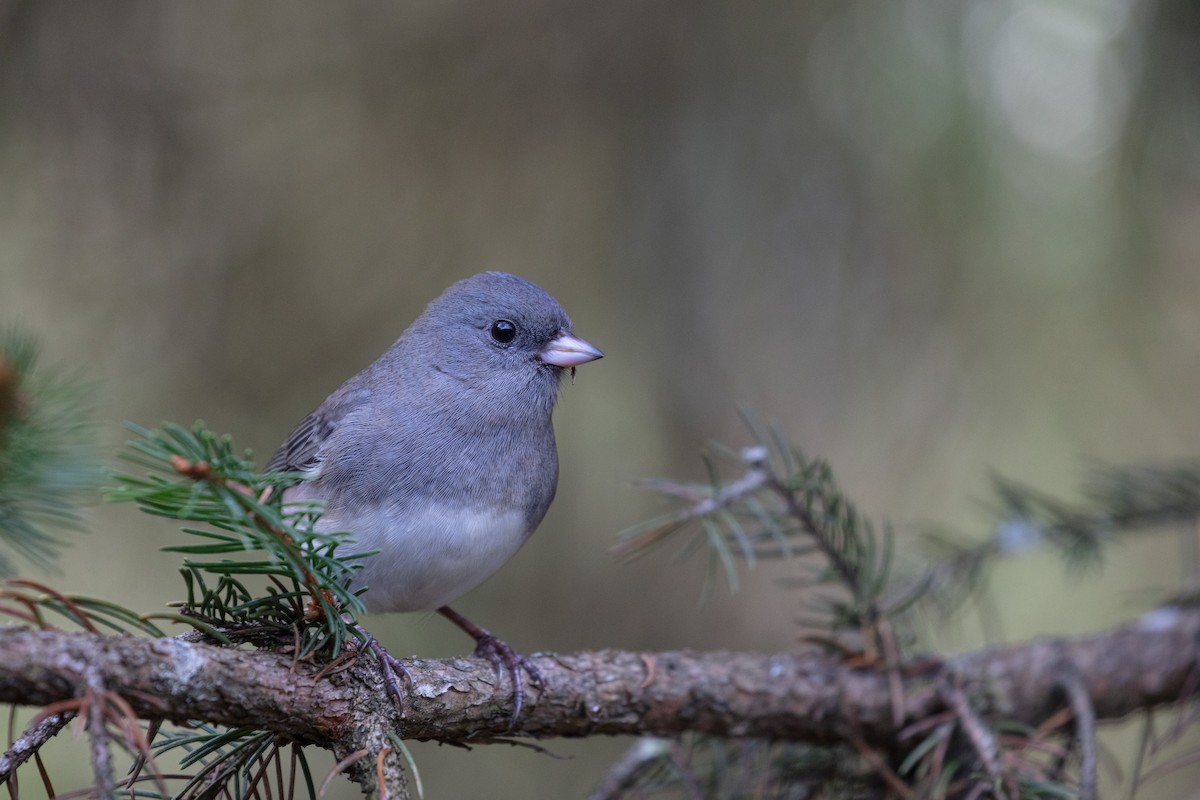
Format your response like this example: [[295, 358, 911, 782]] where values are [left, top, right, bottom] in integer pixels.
[[3, 1, 1200, 796]]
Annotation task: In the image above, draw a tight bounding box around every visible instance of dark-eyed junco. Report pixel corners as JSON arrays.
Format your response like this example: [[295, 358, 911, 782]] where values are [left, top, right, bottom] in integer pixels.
[[267, 272, 603, 723]]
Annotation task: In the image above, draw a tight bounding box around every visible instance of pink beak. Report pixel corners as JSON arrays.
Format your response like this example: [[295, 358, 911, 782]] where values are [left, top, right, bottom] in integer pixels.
[[539, 332, 604, 368]]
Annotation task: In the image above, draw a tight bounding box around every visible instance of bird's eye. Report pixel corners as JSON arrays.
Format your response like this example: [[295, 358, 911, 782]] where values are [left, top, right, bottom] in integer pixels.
[[490, 319, 518, 344]]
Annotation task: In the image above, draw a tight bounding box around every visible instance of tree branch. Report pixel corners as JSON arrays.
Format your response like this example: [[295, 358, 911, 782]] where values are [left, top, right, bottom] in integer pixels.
[[0, 606, 1197, 788], [0, 709, 73, 779]]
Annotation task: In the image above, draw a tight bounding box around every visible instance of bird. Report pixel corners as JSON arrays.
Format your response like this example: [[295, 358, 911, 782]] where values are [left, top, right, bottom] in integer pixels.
[[266, 271, 603, 725]]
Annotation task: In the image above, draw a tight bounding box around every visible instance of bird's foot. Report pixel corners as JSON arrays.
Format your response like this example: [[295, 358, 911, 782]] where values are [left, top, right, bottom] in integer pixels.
[[364, 635, 412, 712], [471, 630, 543, 729], [437, 606, 541, 730]]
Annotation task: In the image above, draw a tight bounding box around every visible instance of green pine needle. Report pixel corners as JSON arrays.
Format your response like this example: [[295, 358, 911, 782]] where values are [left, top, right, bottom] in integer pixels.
[[0, 332, 102, 575], [109, 421, 368, 658], [623, 421, 891, 635]]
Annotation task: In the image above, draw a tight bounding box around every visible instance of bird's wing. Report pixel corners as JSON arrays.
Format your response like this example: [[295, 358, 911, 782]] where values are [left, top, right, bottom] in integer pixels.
[[265, 386, 370, 474]]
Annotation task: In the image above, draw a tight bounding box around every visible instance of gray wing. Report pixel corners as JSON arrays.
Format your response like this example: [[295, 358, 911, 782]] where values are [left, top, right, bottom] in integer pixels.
[[265, 384, 371, 474]]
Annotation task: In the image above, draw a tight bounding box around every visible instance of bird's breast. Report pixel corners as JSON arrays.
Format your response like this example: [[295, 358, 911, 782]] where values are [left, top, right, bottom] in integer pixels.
[[313, 500, 533, 613]]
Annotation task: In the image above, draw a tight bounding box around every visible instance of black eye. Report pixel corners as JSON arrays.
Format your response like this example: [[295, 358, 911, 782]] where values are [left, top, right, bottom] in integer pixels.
[[490, 319, 517, 344]]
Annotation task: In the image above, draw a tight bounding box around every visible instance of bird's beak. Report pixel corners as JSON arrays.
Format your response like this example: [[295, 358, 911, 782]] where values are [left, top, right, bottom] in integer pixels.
[[539, 332, 604, 368]]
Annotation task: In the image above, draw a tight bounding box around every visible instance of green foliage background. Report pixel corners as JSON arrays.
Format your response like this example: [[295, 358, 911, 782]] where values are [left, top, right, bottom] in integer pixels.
[[3, 2, 1199, 796]]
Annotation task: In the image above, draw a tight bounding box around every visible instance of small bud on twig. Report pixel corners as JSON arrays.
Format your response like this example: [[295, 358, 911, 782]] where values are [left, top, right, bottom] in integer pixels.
[[169, 456, 212, 480]]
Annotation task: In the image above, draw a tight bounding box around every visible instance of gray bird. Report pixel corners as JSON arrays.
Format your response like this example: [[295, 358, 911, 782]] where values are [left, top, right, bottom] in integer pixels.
[[267, 271, 603, 723]]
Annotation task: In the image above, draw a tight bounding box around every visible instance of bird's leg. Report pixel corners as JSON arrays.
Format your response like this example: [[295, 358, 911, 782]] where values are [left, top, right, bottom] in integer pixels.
[[437, 606, 542, 729], [358, 630, 412, 710]]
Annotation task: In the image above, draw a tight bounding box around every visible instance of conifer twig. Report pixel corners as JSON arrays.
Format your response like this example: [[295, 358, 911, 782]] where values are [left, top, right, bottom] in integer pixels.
[[1058, 668, 1097, 800], [0, 710, 74, 782], [85, 666, 115, 800]]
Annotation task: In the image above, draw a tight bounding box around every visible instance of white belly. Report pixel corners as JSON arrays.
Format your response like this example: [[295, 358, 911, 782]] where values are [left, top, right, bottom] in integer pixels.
[[311, 502, 531, 613]]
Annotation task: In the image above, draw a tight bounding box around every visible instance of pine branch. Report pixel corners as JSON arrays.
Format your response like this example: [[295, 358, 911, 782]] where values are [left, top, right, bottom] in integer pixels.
[[617, 436, 903, 660], [109, 421, 370, 658], [889, 463, 1200, 626], [0, 607, 1196, 761], [0, 710, 73, 780], [621, 431, 1200, 665], [0, 334, 101, 575]]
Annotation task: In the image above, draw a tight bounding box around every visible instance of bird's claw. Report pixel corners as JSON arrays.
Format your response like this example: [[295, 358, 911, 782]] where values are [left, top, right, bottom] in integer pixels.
[[366, 637, 412, 712], [471, 632, 541, 729]]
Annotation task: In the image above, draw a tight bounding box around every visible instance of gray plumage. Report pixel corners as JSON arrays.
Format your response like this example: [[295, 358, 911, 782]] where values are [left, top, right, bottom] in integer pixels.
[[268, 272, 602, 614]]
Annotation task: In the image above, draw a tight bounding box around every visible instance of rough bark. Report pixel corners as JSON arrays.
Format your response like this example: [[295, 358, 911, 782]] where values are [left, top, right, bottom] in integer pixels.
[[0, 605, 1196, 753]]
